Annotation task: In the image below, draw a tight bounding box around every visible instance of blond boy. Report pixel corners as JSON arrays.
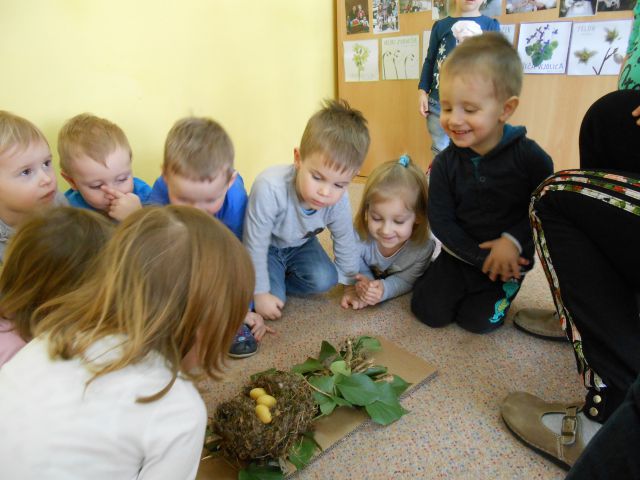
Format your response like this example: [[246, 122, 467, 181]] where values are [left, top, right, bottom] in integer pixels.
[[59, 114, 151, 221], [244, 99, 370, 320], [0, 111, 65, 261], [149, 117, 270, 357]]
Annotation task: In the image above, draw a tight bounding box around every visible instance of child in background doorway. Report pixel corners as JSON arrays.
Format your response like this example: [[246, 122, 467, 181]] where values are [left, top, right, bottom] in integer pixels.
[[411, 33, 553, 333], [418, 0, 499, 156], [149, 117, 272, 357], [341, 155, 435, 310], [59, 113, 151, 221], [244, 99, 370, 320], [0, 111, 67, 261], [0, 206, 254, 479], [0, 207, 113, 367]]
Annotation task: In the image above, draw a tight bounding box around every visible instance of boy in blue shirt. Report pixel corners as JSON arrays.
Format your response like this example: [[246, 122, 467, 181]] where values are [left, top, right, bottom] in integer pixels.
[[149, 117, 272, 357], [59, 114, 151, 222], [411, 33, 553, 333], [418, 0, 499, 156]]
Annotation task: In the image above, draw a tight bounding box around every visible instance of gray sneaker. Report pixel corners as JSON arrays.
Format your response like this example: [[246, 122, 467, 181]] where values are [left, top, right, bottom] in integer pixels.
[[513, 308, 566, 341]]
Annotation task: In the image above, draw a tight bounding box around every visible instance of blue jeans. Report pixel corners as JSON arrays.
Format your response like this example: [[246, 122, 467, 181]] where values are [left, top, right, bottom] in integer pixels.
[[267, 237, 338, 302], [426, 97, 450, 155]]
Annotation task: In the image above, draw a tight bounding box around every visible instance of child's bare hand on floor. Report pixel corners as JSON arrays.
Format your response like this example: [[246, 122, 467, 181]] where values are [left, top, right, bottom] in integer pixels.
[[254, 293, 284, 320], [479, 237, 529, 282], [244, 311, 275, 341], [354, 274, 384, 305], [340, 285, 368, 310]]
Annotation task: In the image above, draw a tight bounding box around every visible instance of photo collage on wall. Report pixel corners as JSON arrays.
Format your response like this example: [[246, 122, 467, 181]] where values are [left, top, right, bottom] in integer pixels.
[[343, 0, 635, 81]]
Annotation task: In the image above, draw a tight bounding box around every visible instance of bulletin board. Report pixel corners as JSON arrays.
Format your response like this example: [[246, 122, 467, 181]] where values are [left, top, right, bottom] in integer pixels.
[[336, 0, 634, 176]]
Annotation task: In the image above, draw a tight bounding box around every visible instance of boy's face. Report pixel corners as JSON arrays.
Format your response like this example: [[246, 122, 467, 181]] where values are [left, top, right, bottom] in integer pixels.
[[0, 140, 57, 226], [455, 0, 483, 14], [63, 146, 134, 212], [293, 149, 356, 210], [439, 73, 518, 156], [165, 170, 236, 216]]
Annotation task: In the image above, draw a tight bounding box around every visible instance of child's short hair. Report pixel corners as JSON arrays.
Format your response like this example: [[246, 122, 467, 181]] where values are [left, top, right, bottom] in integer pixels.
[[36, 206, 254, 402], [299, 99, 370, 173], [441, 32, 523, 100], [354, 156, 429, 244], [57, 113, 132, 174], [0, 207, 113, 341], [0, 111, 48, 160], [163, 117, 234, 181]]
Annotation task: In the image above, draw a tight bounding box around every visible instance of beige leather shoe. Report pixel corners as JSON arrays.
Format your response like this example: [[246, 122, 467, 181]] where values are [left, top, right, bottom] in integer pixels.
[[513, 308, 566, 340], [501, 392, 585, 470]]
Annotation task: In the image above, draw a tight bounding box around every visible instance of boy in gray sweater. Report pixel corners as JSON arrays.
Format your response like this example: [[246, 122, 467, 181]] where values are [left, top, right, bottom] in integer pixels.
[[244, 100, 370, 320]]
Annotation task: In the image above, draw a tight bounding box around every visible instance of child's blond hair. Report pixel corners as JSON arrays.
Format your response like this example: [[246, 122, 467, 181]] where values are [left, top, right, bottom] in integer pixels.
[[299, 99, 370, 173], [441, 32, 523, 100], [354, 156, 429, 244], [0, 207, 113, 341], [35, 206, 254, 402], [163, 117, 234, 181], [57, 113, 132, 174], [0, 111, 48, 160]]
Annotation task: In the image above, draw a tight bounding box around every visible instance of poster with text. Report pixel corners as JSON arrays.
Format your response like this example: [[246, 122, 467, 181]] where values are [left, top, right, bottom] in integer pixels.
[[506, 0, 557, 14], [597, 0, 637, 13], [481, 0, 503, 17], [374, 0, 400, 33], [344, 40, 380, 82], [345, 0, 371, 35], [382, 35, 420, 79], [567, 19, 632, 75], [500, 24, 518, 44], [422, 30, 431, 69], [432, 0, 448, 19], [518, 22, 572, 74], [560, 0, 596, 16], [400, 0, 431, 12]]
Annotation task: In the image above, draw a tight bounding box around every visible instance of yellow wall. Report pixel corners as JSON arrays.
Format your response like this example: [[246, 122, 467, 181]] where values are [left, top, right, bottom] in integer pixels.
[[0, 0, 336, 187]]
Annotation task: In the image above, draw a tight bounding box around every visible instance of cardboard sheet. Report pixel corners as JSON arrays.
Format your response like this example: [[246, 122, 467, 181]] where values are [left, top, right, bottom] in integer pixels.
[[197, 337, 437, 479]]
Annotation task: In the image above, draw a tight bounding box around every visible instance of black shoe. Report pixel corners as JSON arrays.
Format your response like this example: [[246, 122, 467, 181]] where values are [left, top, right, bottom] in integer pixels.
[[228, 324, 258, 358]]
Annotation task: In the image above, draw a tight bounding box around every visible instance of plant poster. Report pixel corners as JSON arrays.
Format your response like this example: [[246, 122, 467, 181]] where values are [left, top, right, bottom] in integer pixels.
[[567, 19, 632, 76], [517, 22, 572, 74], [344, 40, 379, 82], [382, 35, 420, 79]]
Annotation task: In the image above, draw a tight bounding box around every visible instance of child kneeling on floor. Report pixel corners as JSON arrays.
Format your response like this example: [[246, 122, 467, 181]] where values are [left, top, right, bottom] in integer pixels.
[[0, 207, 113, 367], [411, 32, 553, 333], [341, 155, 435, 309], [0, 206, 254, 479]]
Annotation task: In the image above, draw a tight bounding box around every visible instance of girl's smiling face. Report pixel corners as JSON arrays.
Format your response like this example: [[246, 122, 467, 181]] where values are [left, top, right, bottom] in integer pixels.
[[367, 196, 416, 257]]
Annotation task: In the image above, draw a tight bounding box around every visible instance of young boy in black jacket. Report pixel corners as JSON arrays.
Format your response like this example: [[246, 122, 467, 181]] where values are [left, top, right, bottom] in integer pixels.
[[411, 32, 553, 333]]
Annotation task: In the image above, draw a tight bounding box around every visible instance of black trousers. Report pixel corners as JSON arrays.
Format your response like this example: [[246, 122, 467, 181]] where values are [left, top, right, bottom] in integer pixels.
[[566, 374, 640, 479], [530, 171, 640, 422], [411, 249, 521, 334]]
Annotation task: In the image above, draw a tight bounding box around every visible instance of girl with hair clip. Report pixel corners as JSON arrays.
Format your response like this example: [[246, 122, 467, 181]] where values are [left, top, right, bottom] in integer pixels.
[[0, 206, 254, 480], [0, 206, 113, 367], [341, 155, 435, 310]]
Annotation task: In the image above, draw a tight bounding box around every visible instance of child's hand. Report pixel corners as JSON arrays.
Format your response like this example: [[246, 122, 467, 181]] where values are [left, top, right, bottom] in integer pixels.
[[340, 285, 368, 310], [418, 90, 430, 117], [102, 186, 142, 221], [633, 105, 640, 126], [244, 311, 275, 341], [479, 237, 530, 282], [254, 293, 284, 320], [354, 274, 384, 306]]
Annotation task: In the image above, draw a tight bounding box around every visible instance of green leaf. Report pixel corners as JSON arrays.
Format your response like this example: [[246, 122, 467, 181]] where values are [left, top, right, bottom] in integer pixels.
[[308, 375, 335, 394], [288, 435, 319, 470], [250, 368, 278, 381], [375, 381, 401, 407], [389, 374, 411, 396], [363, 366, 387, 378], [319, 400, 337, 416], [238, 463, 284, 480], [335, 373, 380, 406], [355, 336, 381, 352], [291, 357, 324, 374], [365, 400, 408, 425], [318, 341, 338, 362], [330, 360, 351, 376]]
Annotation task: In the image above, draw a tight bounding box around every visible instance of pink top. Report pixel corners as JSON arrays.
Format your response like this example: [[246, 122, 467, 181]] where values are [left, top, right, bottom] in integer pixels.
[[0, 319, 26, 367]]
